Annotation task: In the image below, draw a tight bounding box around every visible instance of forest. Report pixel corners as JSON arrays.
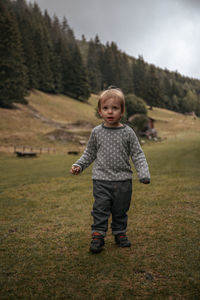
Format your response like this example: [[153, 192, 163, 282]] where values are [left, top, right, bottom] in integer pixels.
[[0, 0, 200, 116]]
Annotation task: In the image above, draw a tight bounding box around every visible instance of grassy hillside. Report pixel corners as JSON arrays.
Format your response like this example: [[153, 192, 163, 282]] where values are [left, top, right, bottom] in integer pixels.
[[0, 90, 200, 153], [0, 91, 99, 152], [27, 90, 99, 124], [148, 107, 200, 139]]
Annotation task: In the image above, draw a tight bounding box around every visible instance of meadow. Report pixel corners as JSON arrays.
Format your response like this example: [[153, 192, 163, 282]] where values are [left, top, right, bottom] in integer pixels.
[[1, 133, 200, 299], [0, 91, 200, 299]]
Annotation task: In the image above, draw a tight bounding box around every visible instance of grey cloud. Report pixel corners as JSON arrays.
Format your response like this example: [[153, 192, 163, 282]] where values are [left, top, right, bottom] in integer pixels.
[[28, 0, 200, 79]]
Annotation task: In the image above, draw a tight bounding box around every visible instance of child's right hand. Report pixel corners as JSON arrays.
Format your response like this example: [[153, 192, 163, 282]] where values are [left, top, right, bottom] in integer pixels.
[[70, 165, 81, 175]]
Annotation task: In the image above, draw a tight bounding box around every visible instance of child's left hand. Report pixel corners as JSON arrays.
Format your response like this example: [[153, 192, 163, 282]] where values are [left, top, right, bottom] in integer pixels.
[[140, 178, 150, 184]]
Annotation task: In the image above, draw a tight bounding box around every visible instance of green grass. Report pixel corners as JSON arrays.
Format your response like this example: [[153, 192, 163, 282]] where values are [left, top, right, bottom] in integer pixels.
[[1, 134, 200, 299]]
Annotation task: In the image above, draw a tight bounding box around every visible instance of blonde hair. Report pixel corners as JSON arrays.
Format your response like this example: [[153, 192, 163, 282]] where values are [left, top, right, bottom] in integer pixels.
[[98, 87, 125, 113]]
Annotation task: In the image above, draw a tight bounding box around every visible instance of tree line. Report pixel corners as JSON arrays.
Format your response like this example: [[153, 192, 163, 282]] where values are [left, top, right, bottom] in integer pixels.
[[0, 0, 200, 116], [83, 37, 200, 116]]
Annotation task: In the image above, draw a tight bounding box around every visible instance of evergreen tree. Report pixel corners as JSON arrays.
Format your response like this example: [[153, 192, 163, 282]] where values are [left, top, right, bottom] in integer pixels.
[[100, 42, 114, 88], [110, 42, 121, 87], [171, 94, 180, 112], [119, 53, 133, 94], [144, 65, 163, 109], [0, 0, 28, 108], [179, 90, 198, 113], [31, 3, 54, 92], [101, 42, 121, 88], [87, 37, 102, 93], [132, 55, 146, 99], [12, 0, 38, 89], [3, 0, 200, 116], [61, 18, 90, 100], [50, 16, 63, 93]]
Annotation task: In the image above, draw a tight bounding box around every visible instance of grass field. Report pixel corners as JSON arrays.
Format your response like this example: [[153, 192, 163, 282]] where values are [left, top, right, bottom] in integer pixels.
[[1, 132, 200, 299], [1, 91, 200, 298]]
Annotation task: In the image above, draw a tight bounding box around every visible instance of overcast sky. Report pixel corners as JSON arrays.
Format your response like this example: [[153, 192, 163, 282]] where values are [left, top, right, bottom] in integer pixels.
[[28, 0, 200, 80]]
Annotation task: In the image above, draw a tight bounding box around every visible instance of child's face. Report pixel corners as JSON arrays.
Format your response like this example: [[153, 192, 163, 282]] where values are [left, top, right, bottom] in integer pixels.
[[98, 97, 124, 127]]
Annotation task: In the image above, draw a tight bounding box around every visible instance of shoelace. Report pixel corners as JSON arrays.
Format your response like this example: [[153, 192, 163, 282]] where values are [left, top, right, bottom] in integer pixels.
[[92, 233, 103, 240], [118, 235, 128, 241]]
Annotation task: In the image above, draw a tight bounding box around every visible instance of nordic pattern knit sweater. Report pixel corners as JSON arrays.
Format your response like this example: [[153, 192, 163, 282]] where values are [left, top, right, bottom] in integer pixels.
[[73, 124, 150, 181]]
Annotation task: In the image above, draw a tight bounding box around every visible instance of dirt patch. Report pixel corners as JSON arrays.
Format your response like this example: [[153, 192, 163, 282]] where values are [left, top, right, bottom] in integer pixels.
[[26, 104, 94, 130], [46, 130, 75, 142], [70, 120, 94, 129], [45, 129, 88, 144]]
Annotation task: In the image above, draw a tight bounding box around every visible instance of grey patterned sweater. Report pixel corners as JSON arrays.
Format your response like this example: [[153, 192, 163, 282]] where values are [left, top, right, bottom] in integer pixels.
[[73, 124, 150, 181]]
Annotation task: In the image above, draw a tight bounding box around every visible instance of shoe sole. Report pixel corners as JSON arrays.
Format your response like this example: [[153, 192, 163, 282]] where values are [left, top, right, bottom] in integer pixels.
[[115, 242, 131, 247], [89, 247, 104, 253]]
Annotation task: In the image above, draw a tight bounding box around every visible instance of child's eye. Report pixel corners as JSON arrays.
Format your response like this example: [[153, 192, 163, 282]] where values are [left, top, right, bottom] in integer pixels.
[[103, 106, 108, 110], [113, 106, 119, 110]]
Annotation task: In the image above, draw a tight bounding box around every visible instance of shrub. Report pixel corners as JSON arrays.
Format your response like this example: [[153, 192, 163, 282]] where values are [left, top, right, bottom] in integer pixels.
[[129, 114, 149, 135], [125, 94, 147, 118]]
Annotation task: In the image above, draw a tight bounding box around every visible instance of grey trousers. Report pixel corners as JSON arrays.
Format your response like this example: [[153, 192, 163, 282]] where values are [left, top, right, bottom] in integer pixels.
[[91, 179, 132, 236]]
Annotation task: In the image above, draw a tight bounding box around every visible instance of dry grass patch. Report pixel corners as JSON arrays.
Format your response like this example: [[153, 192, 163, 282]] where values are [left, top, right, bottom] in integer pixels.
[[26, 90, 99, 125], [0, 91, 101, 151], [148, 107, 200, 138]]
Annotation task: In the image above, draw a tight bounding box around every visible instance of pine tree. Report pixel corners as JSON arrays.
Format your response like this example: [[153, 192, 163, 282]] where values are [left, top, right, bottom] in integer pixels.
[[132, 55, 146, 99], [12, 0, 38, 89], [119, 53, 133, 94], [87, 38, 102, 93], [101, 42, 117, 88], [144, 65, 163, 109], [70, 46, 91, 100], [0, 0, 28, 108], [61, 18, 90, 101], [50, 16, 63, 93], [179, 90, 198, 113], [31, 3, 54, 92]]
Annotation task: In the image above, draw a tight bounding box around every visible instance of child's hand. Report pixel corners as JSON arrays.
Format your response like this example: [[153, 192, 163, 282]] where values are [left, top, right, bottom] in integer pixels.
[[140, 178, 150, 184], [70, 165, 81, 175]]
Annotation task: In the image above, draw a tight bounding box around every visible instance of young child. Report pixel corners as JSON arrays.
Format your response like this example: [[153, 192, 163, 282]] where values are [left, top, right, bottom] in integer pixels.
[[70, 87, 150, 253]]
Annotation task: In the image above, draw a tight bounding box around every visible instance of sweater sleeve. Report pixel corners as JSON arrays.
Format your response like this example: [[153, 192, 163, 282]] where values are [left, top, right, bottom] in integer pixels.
[[129, 129, 150, 181], [73, 128, 97, 172]]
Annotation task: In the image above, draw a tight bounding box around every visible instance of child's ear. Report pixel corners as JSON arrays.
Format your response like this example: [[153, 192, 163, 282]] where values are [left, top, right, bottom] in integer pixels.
[[98, 108, 102, 117], [121, 107, 125, 115]]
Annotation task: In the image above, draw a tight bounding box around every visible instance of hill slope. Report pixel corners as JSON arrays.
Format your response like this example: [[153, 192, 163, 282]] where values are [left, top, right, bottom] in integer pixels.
[[148, 107, 200, 139], [0, 90, 200, 153], [0, 91, 99, 152]]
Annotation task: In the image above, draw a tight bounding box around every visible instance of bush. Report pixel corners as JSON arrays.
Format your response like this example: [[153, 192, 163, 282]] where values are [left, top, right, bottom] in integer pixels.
[[129, 114, 149, 135], [125, 94, 147, 118]]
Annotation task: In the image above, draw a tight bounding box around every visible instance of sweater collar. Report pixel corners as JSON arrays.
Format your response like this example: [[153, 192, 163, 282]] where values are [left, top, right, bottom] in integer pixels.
[[102, 123, 126, 130]]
